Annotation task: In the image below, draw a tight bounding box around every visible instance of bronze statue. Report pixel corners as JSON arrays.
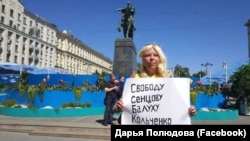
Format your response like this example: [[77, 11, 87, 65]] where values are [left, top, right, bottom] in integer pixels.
[[115, 2, 136, 39]]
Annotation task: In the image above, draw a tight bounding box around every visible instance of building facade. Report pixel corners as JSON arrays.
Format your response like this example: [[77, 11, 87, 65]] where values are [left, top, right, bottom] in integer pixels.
[[56, 30, 112, 74], [0, 0, 112, 74]]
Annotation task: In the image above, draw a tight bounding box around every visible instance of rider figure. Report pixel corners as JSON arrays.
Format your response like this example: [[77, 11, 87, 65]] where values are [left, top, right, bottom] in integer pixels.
[[115, 2, 136, 36]]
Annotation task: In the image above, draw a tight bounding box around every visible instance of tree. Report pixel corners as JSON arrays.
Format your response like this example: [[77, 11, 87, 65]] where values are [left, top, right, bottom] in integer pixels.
[[173, 64, 190, 77], [230, 63, 250, 98], [137, 62, 142, 73], [192, 70, 206, 78], [93, 70, 107, 90]]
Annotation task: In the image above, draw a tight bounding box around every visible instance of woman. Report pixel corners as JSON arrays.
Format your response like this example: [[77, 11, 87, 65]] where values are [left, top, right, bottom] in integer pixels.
[[114, 43, 197, 124]]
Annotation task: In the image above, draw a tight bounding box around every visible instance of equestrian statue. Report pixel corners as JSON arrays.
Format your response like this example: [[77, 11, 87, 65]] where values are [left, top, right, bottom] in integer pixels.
[[115, 2, 136, 39]]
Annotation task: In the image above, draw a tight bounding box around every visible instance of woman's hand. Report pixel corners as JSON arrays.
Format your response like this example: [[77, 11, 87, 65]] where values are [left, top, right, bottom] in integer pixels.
[[114, 99, 124, 112], [189, 105, 197, 116]]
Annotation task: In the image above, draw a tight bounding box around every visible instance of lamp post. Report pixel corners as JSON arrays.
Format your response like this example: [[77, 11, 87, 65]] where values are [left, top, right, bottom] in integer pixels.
[[201, 62, 213, 75], [47, 68, 50, 81], [201, 62, 213, 85], [33, 14, 39, 66], [19, 64, 22, 76], [223, 61, 228, 83]]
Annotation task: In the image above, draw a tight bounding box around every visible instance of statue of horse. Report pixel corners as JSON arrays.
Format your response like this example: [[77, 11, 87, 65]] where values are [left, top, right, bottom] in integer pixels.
[[120, 15, 135, 39], [116, 2, 136, 39]]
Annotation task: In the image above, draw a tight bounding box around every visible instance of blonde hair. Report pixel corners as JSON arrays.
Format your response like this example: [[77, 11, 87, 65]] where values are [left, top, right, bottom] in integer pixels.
[[138, 43, 169, 78]]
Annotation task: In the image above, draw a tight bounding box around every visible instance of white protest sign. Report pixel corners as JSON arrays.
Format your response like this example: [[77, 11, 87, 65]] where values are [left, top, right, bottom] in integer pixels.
[[121, 77, 191, 125]]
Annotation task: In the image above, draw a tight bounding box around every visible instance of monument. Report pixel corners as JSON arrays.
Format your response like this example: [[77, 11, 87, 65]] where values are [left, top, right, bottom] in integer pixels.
[[113, 2, 137, 76]]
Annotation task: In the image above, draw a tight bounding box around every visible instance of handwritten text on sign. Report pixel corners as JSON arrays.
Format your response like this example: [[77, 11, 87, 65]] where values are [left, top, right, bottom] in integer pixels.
[[121, 78, 191, 125]]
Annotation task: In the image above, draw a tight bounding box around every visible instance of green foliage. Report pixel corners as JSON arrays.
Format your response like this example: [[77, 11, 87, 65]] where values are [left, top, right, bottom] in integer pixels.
[[73, 87, 83, 101], [2, 99, 16, 107], [137, 62, 142, 73], [82, 80, 90, 90], [27, 86, 37, 103], [27, 104, 36, 110], [18, 85, 26, 97], [54, 108, 60, 114], [61, 102, 92, 108], [1, 73, 101, 109], [17, 70, 29, 97], [85, 102, 92, 108], [0, 83, 10, 92], [191, 83, 220, 96], [190, 90, 197, 104], [18, 70, 29, 86], [37, 88, 44, 103], [192, 70, 206, 78], [94, 71, 107, 90], [174, 64, 190, 77], [190, 81, 221, 104], [230, 63, 250, 98], [37, 81, 46, 103]]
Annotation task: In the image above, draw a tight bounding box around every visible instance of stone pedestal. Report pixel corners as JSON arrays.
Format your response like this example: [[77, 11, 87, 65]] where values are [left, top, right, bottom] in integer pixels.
[[113, 38, 137, 76]]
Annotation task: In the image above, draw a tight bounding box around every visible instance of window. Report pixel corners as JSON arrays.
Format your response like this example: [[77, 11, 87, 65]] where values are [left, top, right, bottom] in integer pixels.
[[17, 24, 20, 30], [1, 5, 5, 13], [7, 54, 10, 62], [14, 56, 17, 63], [10, 9, 14, 17], [22, 47, 25, 54], [0, 16, 4, 23], [18, 13, 21, 21], [9, 20, 13, 27], [41, 26, 43, 33], [15, 45, 18, 53], [23, 17, 27, 25], [30, 20, 33, 26]]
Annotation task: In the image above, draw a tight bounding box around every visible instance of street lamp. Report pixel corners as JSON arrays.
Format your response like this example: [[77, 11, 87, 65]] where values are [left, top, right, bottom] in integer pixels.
[[201, 62, 213, 85], [223, 61, 228, 83], [19, 64, 22, 76], [47, 68, 50, 81], [201, 62, 213, 75]]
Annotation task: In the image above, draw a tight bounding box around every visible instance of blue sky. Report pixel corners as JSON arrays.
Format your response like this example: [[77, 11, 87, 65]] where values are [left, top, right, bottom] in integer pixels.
[[21, 0, 250, 74]]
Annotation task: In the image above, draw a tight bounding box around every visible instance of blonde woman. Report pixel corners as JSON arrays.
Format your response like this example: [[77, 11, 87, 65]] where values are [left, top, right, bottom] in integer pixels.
[[114, 43, 196, 124]]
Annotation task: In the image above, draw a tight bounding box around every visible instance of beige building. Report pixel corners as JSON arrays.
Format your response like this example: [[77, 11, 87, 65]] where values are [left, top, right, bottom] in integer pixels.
[[56, 30, 112, 74], [0, 0, 112, 74]]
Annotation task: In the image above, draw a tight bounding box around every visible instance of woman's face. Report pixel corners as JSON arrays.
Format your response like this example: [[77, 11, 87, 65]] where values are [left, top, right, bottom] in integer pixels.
[[142, 48, 160, 74]]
